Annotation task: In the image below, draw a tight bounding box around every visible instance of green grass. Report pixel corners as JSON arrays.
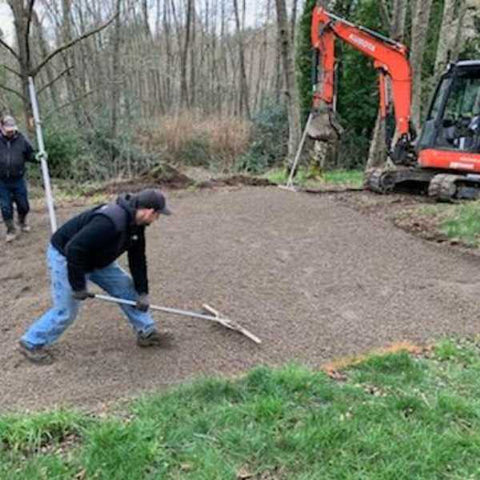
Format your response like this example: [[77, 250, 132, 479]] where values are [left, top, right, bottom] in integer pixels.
[[4, 340, 480, 478], [440, 201, 480, 246], [409, 201, 480, 247], [265, 167, 363, 188]]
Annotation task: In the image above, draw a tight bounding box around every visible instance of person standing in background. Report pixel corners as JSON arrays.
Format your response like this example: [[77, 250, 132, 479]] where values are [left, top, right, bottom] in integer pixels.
[[0, 115, 35, 242]]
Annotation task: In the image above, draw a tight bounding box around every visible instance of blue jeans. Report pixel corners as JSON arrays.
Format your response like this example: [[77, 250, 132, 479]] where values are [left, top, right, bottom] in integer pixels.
[[0, 177, 29, 222], [21, 244, 156, 348]]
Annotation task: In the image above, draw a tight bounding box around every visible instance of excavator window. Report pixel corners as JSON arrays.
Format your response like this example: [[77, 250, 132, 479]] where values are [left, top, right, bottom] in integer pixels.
[[433, 74, 480, 152], [427, 78, 450, 122]]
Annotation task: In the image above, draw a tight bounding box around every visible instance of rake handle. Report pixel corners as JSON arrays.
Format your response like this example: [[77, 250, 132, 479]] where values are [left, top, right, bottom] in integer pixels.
[[93, 293, 233, 323]]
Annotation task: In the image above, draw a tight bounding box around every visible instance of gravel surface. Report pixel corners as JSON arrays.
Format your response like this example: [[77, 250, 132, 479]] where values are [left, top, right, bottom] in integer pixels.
[[2, 186, 480, 412]]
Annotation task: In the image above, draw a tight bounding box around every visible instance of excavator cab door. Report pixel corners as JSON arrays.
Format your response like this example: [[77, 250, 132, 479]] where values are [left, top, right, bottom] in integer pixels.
[[418, 63, 480, 154]]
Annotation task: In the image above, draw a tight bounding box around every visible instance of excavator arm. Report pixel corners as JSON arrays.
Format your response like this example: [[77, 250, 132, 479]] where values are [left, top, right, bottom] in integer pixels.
[[310, 7, 413, 160]]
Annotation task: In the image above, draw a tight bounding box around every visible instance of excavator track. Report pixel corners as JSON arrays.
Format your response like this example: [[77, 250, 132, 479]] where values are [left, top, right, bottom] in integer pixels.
[[364, 168, 396, 193], [427, 174, 461, 201]]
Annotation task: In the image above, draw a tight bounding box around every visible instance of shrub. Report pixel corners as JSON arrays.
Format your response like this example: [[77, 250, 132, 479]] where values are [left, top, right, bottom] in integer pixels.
[[137, 111, 251, 171], [236, 101, 289, 173], [42, 126, 84, 178]]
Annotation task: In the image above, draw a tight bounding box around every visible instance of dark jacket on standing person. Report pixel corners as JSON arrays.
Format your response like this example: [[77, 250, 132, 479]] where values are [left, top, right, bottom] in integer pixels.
[[0, 132, 34, 180], [51, 194, 149, 294]]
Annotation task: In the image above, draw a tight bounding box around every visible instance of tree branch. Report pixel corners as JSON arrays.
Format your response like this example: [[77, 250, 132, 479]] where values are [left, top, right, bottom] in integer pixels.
[[0, 38, 19, 60], [1, 64, 22, 78], [25, 0, 36, 67], [31, 13, 118, 77], [44, 90, 95, 121], [37, 65, 73, 95], [379, 0, 392, 31], [0, 83, 27, 102]]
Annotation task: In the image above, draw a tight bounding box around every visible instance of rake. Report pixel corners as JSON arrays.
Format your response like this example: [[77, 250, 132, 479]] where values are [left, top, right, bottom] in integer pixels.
[[93, 294, 261, 344]]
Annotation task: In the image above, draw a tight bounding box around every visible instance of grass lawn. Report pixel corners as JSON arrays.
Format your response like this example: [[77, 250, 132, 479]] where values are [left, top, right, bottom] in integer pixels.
[[439, 202, 480, 246], [2, 338, 480, 479], [399, 201, 480, 247]]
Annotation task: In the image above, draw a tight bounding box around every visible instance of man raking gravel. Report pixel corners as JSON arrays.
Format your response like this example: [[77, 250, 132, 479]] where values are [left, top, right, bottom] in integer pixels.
[[19, 188, 172, 364]]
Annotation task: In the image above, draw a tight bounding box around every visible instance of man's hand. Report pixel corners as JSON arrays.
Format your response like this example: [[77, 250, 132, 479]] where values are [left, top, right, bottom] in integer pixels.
[[136, 294, 150, 312], [35, 151, 48, 163], [72, 289, 95, 301]]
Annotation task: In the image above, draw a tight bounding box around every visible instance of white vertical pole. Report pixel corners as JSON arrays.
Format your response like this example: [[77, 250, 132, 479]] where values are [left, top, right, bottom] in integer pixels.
[[28, 76, 57, 232], [285, 113, 313, 189]]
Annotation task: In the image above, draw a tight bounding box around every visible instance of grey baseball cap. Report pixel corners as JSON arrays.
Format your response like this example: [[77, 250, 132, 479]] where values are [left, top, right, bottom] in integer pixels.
[[133, 189, 172, 215], [2, 116, 17, 131]]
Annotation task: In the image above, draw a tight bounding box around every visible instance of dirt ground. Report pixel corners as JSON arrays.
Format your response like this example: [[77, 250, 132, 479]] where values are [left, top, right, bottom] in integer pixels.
[[3, 186, 480, 413]]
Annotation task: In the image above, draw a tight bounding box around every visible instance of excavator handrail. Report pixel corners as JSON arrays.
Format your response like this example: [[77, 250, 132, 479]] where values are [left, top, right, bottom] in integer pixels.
[[325, 10, 405, 49]]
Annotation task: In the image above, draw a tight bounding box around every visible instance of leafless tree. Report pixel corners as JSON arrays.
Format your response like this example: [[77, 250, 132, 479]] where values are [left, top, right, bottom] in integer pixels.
[[232, 0, 251, 118], [274, 0, 301, 165], [410, 0, 433, 130], [0, 0, 116, 130], [367, 0, 409, 170]]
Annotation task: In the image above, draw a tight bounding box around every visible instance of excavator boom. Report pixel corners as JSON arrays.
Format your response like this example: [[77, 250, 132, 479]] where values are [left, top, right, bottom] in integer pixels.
[[311, 6, 412, 137]]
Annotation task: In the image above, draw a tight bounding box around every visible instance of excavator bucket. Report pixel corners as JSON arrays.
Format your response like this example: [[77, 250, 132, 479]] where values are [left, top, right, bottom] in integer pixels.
[[307, 108, 343, 141]]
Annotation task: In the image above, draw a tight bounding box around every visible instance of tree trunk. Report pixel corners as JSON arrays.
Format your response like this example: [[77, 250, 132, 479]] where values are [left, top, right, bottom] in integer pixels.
[[450, 1, 468, 61], [189, 1, 196, 107], [233, 0, 251, 118], [367, 0, 408, 169], [180, 0, 193, 108], [7, 0, 33, 130], [275, 0, 301, 166], [32, 11, 59, 112], [434, 0, 457, 79], [62, 0, 90, 129], [110, 0, 122, 162], [291, 0, 298, 44], [410, 0, 433, 131], [366, 111, 387, 170], [391, 0, 408, 40]]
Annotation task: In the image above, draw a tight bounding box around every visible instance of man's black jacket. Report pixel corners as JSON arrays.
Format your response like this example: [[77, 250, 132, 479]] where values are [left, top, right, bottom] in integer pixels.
[[51, 195, 149, 294], [0, 132, 34, 180]]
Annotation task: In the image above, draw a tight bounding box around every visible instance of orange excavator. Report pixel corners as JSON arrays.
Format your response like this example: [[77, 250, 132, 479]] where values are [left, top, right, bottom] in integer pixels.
[[310, 6, 480, 200]]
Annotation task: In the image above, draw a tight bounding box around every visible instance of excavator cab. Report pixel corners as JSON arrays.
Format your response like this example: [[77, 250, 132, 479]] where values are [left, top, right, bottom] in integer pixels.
[[419, 61, 480, 156]]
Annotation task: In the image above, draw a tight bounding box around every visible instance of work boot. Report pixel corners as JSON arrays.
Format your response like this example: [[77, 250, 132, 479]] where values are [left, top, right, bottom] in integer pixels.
[[18, 340, 54, 365], [137, 329, 173, 347], [5, 220, 17, 243], [18, 215, 31, 233]]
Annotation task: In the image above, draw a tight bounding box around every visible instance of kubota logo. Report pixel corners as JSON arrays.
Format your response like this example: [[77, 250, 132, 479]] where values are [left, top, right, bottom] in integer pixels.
[[348, 34, 375, 52]]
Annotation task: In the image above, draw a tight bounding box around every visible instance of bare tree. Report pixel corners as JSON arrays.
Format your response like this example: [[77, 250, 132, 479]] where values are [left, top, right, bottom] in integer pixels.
[[110, 0, 122, 160], [367, 0, 409, 170], [180, 0, 194, 107], [434, 0, 460, 80], [0, 0, 116, 129], [275, 0, 301, 165], [233, 0, 251, 118], [410, 0, 433, 130]]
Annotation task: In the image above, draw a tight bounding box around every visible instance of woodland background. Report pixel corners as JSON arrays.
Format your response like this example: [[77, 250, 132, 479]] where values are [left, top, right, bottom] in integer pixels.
[[0, 0, 479, 182]]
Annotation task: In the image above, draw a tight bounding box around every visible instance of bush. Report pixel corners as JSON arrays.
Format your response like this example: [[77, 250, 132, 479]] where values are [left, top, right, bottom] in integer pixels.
[[42, 126, 84, 178], [177, 134, 211, 167], [39, 119, 159, 182], [236, 102, 289, 173], [137, 112, 251, 171], [336, 128, 372, 169]]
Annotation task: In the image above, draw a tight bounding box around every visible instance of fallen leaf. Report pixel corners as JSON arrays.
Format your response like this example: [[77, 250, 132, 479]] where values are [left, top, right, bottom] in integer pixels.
[[237, 466, 253, 479]]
